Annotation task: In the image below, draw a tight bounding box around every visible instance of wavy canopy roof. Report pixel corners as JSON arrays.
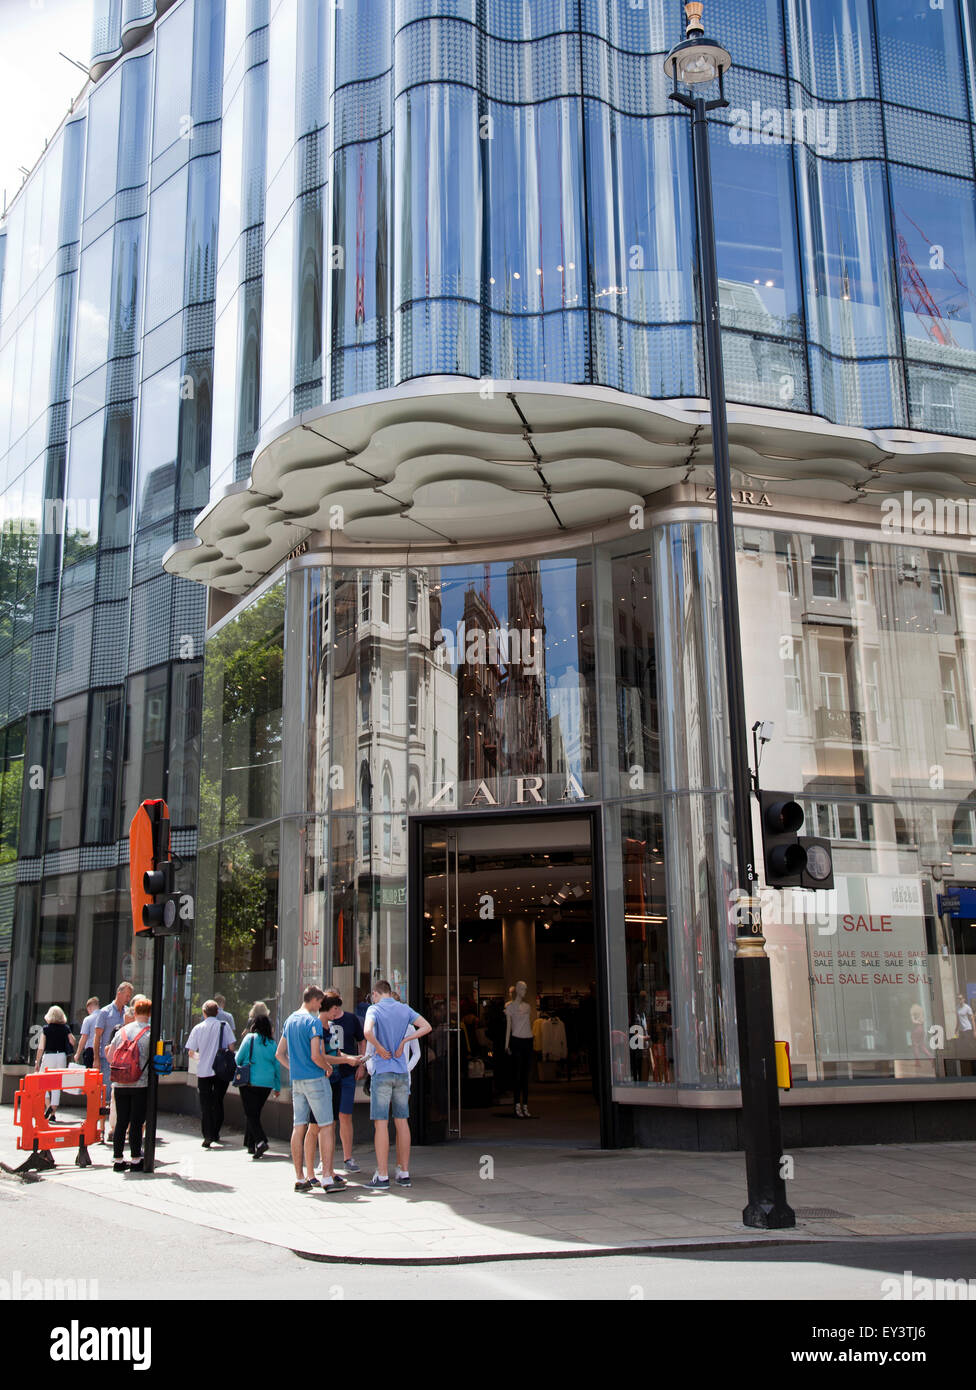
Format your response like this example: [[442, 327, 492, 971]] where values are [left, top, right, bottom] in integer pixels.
[[162, 379, 976, 595]]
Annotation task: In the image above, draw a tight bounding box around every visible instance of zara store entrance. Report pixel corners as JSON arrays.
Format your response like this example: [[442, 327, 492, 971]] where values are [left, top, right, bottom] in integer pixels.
[[411, 810, 610, 1148]]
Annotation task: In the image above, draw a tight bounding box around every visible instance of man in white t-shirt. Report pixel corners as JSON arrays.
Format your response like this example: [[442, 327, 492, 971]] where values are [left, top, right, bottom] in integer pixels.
[[185, 1001, 236, 1148]]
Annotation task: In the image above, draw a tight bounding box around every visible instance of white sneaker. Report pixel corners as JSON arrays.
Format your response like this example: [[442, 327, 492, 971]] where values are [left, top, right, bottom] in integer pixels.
[[522, 1107, 533, 1118], [515, 1103, 524, 1117]]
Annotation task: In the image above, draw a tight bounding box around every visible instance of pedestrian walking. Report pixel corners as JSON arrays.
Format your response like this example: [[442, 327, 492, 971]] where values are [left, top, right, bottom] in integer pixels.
[[34, 1006, 75, 1121], [92, 982, 134, 1110], [214, 994, 236, 1030], [235, 1002, 281, 1157], [106, 995, 153, 1171], [322, 989, 366, 1173], [363, 981, 431, 1190], [185, 1000, 237, 1147], [73, 998, 100, 1069], [274, 986, 345, 1193]]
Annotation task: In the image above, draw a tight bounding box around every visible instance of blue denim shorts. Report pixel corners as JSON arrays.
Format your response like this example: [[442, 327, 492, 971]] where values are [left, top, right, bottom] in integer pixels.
[[292, 1076, 333, 1127], [369, 1071, 410, 1121], [331, 1074, 357, 1115]]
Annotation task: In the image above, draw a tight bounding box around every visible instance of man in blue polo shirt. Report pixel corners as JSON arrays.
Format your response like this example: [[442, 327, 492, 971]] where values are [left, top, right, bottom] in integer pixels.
[[363, 980, 431, 1190], [275, 986, 345, 1194]]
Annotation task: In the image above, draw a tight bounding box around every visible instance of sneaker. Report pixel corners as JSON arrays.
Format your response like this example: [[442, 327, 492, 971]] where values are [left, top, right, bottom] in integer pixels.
[[294, 1179, 313, 1193], [113, 1161, 128, 1173], [367, 1172, 390, 1191], [323, 1175, 347, 1193], [395, 1170, 411, 1187], [514, 1104, 524, 1117], [202, 1140, 211, 1149], [253, 1140, 268, 1159], [343, 1156, 361, 1172], [128, 1159, 144, 1173]]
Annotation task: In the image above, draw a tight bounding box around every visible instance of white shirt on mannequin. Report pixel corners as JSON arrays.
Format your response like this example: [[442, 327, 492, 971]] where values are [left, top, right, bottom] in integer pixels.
[[504, 999, 533, 1039]]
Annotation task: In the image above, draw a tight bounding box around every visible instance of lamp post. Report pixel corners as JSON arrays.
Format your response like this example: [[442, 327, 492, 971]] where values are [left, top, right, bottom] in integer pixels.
[[665, 0, 794, 1228]]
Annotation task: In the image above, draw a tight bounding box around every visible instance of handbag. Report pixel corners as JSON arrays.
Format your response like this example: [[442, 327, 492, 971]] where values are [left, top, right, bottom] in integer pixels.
[[232, 1034, 252, 1088], [211, 1021, 237, 1085]]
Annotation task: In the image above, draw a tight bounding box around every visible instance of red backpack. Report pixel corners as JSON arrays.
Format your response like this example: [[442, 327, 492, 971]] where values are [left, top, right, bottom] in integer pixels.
[[109, 1026, 150, 1084]]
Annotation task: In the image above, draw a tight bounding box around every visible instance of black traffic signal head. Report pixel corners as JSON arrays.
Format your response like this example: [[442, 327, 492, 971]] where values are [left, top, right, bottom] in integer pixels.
[[760, 792, 808, 886], [142, 859, 181, 932]]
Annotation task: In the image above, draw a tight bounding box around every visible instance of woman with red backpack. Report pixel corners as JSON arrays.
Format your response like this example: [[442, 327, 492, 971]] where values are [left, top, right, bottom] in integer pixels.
[[106, 995, 153, 1172]]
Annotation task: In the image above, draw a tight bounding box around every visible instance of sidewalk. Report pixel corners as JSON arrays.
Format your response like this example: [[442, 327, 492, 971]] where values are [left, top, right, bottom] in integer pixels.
[[2, 1105, 975, 1263]]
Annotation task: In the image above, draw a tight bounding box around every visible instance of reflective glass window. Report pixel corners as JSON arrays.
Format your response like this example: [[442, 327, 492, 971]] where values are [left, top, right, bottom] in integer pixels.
[[135, 367, 180, 531], [487, 100, 586, 319], [889, 166, 976, 365], [83, 70, 121, 218], [787, 0, 877, 101], [797, 156, 900, 361], [121, 666, 170, 832], [185, 154, 221, 308], [414, 555, 597, 809], [713, 133, 803, 340], [395, 85, 481, 309], [84, 689, 123, 843], [74, 231, 113, 381], [875, 0, 968, 118], [153, 0, 194, 159], [199, 581, 285, 844], [331, 138, 391, 349], [145, 169, 188, 332]]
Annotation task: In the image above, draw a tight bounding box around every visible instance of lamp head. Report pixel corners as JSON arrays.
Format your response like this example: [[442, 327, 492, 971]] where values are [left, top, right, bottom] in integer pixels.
[[664, 1, 732, 90]]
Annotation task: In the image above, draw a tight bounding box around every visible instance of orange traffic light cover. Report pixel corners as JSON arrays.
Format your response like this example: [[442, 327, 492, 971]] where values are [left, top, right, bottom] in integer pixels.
[[129, 799, 169, 935]]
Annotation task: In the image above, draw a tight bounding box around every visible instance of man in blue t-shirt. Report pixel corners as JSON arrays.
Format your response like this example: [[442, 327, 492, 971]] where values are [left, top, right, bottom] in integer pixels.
[[363, 981, 431, 1191], [275, 986, 345, 1194]]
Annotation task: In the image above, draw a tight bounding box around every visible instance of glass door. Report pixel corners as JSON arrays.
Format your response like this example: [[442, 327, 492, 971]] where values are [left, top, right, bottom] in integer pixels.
[[422, 825, 462, 1140]]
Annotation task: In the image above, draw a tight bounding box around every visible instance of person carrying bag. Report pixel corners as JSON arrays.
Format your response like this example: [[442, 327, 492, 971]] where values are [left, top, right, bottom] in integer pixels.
[[235, 1002, 280, 1157]]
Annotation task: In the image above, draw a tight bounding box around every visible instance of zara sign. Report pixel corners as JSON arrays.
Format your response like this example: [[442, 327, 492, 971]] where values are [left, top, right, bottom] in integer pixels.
[[426, 774, 589, 809]]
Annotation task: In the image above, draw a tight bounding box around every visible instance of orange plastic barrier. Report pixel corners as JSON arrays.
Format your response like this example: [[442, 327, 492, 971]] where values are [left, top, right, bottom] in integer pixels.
[[2, 1069, 105, 1177]]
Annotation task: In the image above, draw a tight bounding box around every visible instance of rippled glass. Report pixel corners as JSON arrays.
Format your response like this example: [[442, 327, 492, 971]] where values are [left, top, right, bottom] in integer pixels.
[[889, 165, 976, 368], [797, 155, 900, 360], [153, 0, 194, 159], [199, 580, 285, 845], [875, 0, 968, 118]]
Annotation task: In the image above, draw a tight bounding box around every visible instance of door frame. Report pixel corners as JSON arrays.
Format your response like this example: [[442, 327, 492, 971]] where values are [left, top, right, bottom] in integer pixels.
[[409, 802, 613, 1149]]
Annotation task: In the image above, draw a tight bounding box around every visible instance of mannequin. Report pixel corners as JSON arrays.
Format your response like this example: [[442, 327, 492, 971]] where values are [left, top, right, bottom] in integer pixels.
[[504, 980, 534, 1117]]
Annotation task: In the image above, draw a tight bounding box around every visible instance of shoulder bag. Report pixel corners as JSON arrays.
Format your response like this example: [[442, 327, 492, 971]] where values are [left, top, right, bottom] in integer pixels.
[[212, 1021, 237, 1085], [232, 1034, 253, 1088]]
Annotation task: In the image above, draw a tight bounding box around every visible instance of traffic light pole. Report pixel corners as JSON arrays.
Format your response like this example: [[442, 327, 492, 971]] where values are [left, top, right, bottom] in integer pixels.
[[142, 931, 166, 1174], [675, 88, 795, 1229]]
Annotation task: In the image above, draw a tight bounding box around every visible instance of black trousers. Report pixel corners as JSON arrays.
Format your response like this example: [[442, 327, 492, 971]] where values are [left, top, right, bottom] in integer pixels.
[[509, 1036, 533, 1106], [113, 1088, 148, 1160], [198, 1076, 230, 1142], [240, 1085, 271, 1150]]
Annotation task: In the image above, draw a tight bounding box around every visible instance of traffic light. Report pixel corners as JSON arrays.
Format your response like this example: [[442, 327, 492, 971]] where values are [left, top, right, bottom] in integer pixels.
[[142, 857, 179, 932], [129, 799, 186, 936], [759, 791, 807, 888], [799, 836, 834, 892], [759, 792, 834, 890]]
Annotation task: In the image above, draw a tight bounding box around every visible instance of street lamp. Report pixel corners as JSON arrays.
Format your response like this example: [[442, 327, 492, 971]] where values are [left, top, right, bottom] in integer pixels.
[[665, 0, 795, 1229]]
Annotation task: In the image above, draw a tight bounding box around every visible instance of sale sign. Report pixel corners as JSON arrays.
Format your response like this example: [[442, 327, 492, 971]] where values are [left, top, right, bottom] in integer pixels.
[[809, 875, 934, 1062]]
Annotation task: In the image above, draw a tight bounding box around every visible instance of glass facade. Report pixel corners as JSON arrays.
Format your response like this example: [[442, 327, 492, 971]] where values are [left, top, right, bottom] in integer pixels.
[[2, 0, 976, 1140]]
